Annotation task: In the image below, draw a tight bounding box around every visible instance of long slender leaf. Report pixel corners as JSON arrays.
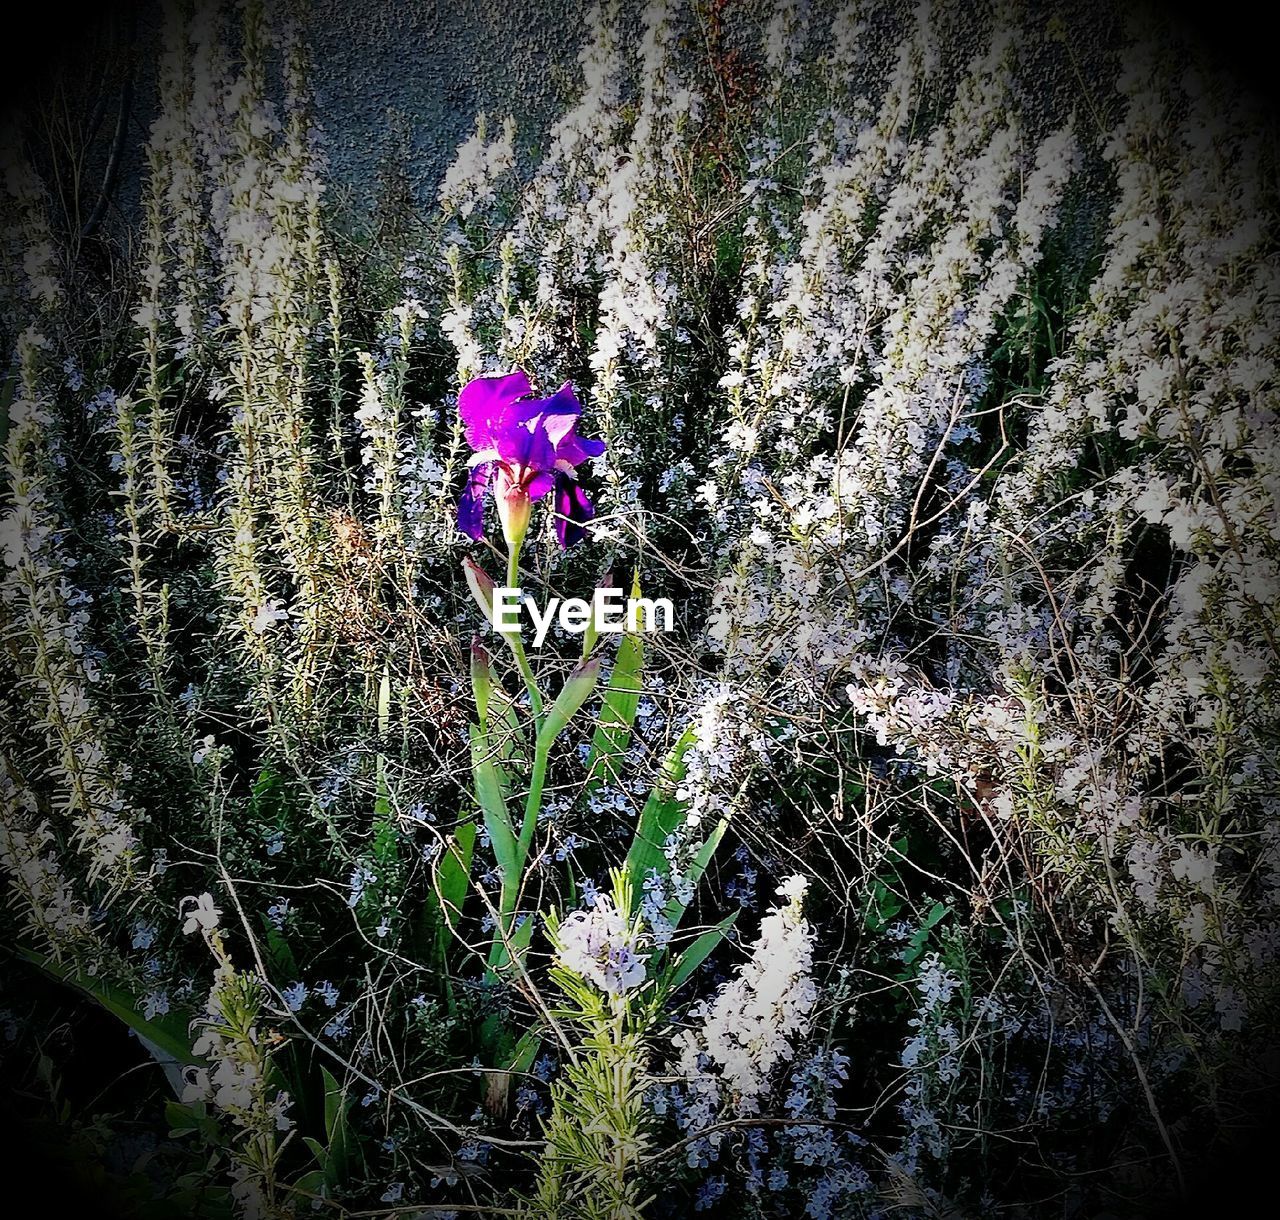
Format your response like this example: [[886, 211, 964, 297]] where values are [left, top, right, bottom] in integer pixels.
[[586, 572, 645, 791], [489, 683, 528, 777], [320, 1064, 354, 1183], [665, 912, 738, 994], [505, 1027, 542, 1073], [488, 909, 537, 974], [470, 723, 517, 881], [17, 947, 196, 1065], [623, 728, 696, 910], [435, 820, 477, 935], [322, 1066, 344, 1143]]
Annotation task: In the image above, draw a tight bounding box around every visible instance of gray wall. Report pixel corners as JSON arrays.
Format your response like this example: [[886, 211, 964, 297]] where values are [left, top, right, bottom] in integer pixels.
[[309, 0, 585, 204]]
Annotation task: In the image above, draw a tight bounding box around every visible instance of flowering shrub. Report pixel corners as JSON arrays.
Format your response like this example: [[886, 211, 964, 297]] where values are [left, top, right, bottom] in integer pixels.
[[1, 0, 1277, 1216]]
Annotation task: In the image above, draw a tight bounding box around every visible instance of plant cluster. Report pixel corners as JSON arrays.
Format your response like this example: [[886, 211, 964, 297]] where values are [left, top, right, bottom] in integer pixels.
[[1, 0, 1277, 1216]]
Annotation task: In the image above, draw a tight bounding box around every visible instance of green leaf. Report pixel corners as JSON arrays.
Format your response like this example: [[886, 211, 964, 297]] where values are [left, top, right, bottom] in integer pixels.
[[865, 879, 904, 933], [504, 1028, 542, 1074], [470, 723, 518, 882], [374, 754, 392, 821], [434, 821, 477, 936], [321, 1066, 345, 1144], [662, 818, 728, 932], [902, 901, 950, 966], [488, 908, 537, 976], [512, 913, 535, 954], [263, 920, 298, 982], [250, 764, 284, 814], [377, 666, 392, 736], [489, 684, 528, 773], [165, 1100, 210, 1136], [586, 571, 645, 791], [623, 729, 696, 913], [292, 1168, 328, 1196], [320, 1065, 353, 1184], [17, 947, 196, 1065], [665, 912, 738, 994], [302, 1137, 328, 1171]]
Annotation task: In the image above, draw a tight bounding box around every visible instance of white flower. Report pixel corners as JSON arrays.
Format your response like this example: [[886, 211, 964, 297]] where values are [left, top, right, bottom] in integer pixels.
[[250, 599, 288, 634], [776, 874, 808, 903], [181, 892, 222, 936], [679, 879, 817, 1108], [554, 896, 648, 995]]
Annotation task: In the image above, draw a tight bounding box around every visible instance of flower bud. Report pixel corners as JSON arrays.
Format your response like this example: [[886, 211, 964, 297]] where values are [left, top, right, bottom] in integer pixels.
[[464, 556, 523, 647], [493, 467, 533, 548], [540, 657, 601, 744], [582, 570, 614, 657], [463, 557, 496, 619], [470, 635, 493, 723]]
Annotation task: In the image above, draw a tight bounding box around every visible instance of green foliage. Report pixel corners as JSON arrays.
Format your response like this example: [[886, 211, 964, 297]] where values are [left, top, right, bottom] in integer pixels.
[[586, 572, 645, 791], [622, 729, 697, 917], [18, 947, 196, 1066]]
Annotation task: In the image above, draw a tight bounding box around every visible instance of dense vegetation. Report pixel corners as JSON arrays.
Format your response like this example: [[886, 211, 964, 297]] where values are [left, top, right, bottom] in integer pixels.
[[2, 1, 1277, 1216]]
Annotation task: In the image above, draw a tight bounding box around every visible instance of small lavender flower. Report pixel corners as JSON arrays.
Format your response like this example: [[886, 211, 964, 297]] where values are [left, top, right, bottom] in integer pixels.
[[347, 864, 376, 908], [131, 922, 157, 950], [141, 990, 169, 1020], [323, 1012, 352, 1039], [696, 1176, 727, 1211], [533, 1054, 557, 1082], [554, 896, 648, 995]]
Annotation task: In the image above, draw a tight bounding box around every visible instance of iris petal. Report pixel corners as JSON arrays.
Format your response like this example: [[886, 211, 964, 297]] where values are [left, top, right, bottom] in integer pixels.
[[459, 371, 533, 449], [554, 473, 596, 548], [531, 383, 585, 447], [554, 427, 607, 467], [527, 470, 556, 501], [493, 414, 557, 473], [457, 461, 493, 539], [524, 385, 605, 468]]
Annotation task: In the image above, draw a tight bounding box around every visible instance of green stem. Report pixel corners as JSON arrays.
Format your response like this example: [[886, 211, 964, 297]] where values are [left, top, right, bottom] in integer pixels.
[[519, 731, 551, 864], [496, 728, 550, 938], [503, 539, 544, 722], [508, 636, 543, 721], [489, 529, 548, 973]]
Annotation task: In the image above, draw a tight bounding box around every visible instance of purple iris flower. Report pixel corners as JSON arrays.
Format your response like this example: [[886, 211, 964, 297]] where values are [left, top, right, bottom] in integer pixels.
[[456, 371, 605, 548]]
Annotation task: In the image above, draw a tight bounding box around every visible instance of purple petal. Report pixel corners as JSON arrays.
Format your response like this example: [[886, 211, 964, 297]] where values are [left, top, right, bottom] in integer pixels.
[[528, 385, 606, 468], [457, 461, 493, 539], [554, 427, 607, 468], [494, 414, 556, 475], [508, 382, 580, 429], [554, 473, 595, 548], [527, 470, 556, 502], [533, 383, 584, 440], [459, 372, 533, 450]]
